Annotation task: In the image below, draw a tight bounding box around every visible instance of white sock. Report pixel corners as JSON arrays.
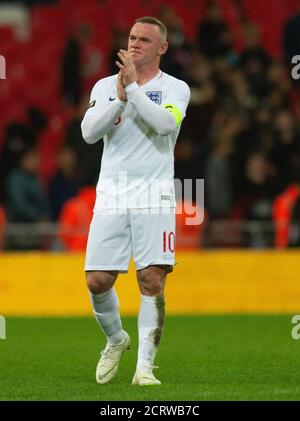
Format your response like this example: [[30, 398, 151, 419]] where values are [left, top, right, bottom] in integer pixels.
[[137, 294, 165, 372], [89, 288, 125, 345]]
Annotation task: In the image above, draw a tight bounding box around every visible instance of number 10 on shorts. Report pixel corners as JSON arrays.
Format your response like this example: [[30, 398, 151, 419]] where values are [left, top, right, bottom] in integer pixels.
[[163, 231, 175, 253]]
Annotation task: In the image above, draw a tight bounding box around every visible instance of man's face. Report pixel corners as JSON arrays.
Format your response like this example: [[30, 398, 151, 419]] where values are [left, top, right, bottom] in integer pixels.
[[127, 22, 167, 66]]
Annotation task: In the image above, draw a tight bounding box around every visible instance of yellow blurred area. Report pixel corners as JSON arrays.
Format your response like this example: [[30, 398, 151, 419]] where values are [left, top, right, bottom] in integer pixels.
[[0, 251, 300, 316]]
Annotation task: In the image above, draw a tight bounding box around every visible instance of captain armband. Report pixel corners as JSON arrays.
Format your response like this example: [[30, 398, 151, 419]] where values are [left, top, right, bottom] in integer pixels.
[[163, 104, 183, 127]]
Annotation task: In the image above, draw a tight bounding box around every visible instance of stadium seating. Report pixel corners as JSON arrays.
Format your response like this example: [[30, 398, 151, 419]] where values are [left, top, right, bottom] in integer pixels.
[[1, 0, 300, 178], [242, 0, 299, 56]]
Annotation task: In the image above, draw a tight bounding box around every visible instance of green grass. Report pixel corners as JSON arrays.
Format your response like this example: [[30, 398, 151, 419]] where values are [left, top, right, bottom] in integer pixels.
[[0, 315, 299, 400]]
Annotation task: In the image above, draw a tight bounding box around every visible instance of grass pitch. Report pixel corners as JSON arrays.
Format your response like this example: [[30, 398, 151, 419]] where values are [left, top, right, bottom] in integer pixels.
[[0, 315, 299, 401]]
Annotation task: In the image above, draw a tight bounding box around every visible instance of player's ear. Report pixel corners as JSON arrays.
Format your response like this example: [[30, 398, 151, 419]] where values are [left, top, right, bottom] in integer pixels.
[[159, 41, 168, 56]]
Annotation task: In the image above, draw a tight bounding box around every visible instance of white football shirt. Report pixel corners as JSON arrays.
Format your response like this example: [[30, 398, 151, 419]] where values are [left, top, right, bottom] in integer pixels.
[[82, 70, 190, 209]]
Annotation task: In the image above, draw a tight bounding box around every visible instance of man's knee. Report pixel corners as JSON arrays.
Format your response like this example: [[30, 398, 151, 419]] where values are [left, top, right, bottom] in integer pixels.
[[137, 265, 167, 296], [86, 271, 118, 294]]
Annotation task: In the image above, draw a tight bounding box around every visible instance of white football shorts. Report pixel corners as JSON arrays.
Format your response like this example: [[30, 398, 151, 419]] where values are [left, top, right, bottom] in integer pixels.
[[85, 208, 176, 273]]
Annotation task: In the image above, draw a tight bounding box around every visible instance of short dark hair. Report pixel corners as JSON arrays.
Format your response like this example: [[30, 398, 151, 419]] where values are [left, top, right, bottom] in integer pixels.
[[135, 16, 167, 41]]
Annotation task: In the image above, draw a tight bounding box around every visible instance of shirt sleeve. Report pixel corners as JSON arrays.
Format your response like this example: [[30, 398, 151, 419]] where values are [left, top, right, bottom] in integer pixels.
[[81, 79, 126, 144], [125, 79, 191, 136]]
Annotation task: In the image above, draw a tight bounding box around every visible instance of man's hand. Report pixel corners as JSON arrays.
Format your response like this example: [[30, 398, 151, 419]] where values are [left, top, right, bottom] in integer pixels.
[[115, 49, 137, 87], [117, 71, 127, 102]]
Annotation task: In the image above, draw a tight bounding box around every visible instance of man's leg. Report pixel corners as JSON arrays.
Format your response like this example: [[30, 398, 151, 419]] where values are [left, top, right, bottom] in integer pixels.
[[133, 265, 168, 385], [129, 206, 175, 385], [86, 271, 130, 384], [86, 271, 125, 345]]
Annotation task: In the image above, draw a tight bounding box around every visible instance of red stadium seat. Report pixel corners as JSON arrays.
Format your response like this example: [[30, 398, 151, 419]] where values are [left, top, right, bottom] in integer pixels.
[[60, 0, 98, 8], [104, 0, 150, 30], [242, 0, 291, 56], [0, 25, 16, 49], [30, 5, 69, 36]]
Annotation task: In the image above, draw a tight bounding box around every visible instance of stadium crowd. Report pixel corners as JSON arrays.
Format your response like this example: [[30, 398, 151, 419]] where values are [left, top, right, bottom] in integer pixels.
[[1, 0, 300, 250]]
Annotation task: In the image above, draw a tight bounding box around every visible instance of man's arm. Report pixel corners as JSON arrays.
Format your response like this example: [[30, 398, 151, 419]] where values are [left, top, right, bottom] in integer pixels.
[[116, 49, 190, 136], [125, 82, 190, 136], [81, 74, 127, 144]]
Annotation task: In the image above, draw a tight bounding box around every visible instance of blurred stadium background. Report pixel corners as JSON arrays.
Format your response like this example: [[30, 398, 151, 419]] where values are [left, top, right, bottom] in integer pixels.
[[1, 0, 300, 315], [1, 0, 300, 401], [0, 0, 300, 400]]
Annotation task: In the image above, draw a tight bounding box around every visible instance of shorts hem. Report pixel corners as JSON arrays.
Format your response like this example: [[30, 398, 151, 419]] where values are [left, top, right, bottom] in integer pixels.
[[85, 265, 128, 274], [136, 260, 175, 271]]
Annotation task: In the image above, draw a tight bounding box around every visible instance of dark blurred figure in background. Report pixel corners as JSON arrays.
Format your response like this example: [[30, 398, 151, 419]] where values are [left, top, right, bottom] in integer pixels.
[[61, 25, 84, 106], [197, 0, 233, 60], [65, 96, 102, 184], [0, 107, 47, 202], [175, 137, 200, 182], [0, 122, 34, 197], [49, 145, 84, 221], [283, 4, 300, 63], [22, 0, 58, 6], [0, 205, 6, 250], [110, 28, 128, 74], [174, 136, 201, 205], [62, 23, 105, 106], [205, 134, 232, 219], [233, 152, 276, 247], [243, 153, 275, 219], [239, 22, 270, 98], [267, 60, 291, 110], [158, 5, 191, 80], [5, 147, 50, 223], [287, 196, 300, 247], [269, 109, 300, 191]]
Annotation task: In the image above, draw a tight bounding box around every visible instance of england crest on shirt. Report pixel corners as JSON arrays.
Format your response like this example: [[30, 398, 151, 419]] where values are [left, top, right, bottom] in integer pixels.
[[146, 91, 162, 105]]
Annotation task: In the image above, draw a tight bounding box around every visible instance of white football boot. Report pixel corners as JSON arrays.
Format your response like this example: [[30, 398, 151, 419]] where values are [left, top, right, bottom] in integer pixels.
[[96, 331, 130, 384], [132, 366, 161, 386]]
